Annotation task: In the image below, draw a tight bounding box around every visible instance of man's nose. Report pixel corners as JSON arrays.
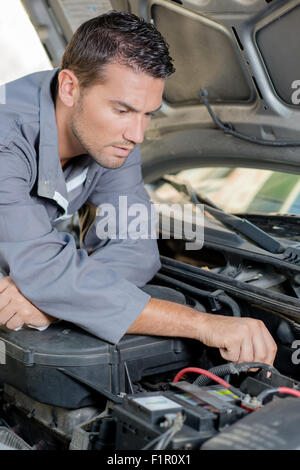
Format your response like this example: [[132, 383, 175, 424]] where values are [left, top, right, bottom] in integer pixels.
[[123, 116, 145, 145]]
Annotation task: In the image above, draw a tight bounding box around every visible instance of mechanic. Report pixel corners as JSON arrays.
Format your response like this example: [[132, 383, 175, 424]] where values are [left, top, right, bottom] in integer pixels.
[[0, 11, 277, 365]]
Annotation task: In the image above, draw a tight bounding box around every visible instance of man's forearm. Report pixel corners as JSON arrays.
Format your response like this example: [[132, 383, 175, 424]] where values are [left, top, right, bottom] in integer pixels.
[[127, 298, 203, 340], [127, 298, 278, 366], [0, 277, 277, 366]]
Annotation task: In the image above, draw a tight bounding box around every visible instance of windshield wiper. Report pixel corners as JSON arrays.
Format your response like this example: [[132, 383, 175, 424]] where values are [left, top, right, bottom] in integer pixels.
[[160, 175, 285, 255]]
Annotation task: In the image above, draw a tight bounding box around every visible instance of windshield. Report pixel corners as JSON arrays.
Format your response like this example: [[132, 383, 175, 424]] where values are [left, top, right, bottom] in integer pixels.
[[154, 168, 300, 216]]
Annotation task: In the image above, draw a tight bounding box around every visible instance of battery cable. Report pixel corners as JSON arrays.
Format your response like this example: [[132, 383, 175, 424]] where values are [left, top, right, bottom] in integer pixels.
[[257, 387, 300, 403], [173, 367, 246, 399]]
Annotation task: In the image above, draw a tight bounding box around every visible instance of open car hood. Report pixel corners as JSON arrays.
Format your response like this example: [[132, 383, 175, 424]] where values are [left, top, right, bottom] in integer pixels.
[[21, 0, 300, 174]]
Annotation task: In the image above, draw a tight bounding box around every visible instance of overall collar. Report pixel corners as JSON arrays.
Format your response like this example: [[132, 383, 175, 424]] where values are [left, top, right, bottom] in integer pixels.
[[38, 68, 69, 213]]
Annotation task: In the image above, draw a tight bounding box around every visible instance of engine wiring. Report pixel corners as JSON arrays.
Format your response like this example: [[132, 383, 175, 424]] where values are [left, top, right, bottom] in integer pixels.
[[142, 413, 185, 450], [257, 387, 300, 403], [199, 89, 300, 147], [193, 361, 278, 386], [174, 365, 300, 408], [173, 367, 246, 399], [141, 365, 300, 450]]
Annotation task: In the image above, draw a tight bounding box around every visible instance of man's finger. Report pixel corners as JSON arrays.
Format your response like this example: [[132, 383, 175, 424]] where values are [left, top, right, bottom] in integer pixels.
[[0, 290, 11, 311], [0, 276, 11, 293], [5, 313, 25, 331], [250, 331, 269, 365], [257, 321, 277, 365], [0, 302, 16, 325], [238, 337, 254, 364], [219, 343, 241, 363]]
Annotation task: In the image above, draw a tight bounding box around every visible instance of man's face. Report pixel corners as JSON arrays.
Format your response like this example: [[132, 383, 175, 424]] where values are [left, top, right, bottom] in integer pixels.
[[70, 63, 164, 169]]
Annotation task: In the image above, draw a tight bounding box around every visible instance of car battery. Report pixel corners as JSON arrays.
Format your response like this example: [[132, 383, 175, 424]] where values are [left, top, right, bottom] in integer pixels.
[[112, 384, 247, 450], [171, 381, 247, 429]]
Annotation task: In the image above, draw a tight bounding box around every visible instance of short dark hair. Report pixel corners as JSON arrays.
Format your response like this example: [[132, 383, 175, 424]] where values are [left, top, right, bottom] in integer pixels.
[[61, 10, 175, 88]]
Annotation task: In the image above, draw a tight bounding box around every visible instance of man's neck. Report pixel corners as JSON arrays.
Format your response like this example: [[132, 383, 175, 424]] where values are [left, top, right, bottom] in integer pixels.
[[55, 95, 86, 168]]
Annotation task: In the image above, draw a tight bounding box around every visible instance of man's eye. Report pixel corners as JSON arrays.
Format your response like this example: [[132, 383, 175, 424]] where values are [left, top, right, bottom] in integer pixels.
[[114, 108, 127, 114]]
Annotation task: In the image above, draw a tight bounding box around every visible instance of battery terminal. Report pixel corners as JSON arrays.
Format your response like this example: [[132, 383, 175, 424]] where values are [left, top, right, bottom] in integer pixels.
[[241, 394, 262, 411], [159, 412, 184, 430]]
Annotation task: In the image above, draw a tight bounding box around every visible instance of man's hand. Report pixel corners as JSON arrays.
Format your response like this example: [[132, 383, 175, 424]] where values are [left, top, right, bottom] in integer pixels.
[[198, 313, 277, 365], [127, 298, 277, 366], [0, 276, 55, 330]]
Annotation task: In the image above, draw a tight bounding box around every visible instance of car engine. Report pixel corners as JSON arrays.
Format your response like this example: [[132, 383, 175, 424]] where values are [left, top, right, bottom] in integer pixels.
[[0, 270, 299, 451]]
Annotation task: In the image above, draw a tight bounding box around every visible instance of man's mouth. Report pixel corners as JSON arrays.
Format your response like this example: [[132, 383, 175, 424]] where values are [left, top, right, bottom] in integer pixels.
[[111, 146, 134, 157]]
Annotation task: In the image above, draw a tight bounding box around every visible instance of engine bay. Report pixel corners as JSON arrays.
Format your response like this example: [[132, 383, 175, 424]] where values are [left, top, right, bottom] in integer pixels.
[[0, 266, 299, 451]]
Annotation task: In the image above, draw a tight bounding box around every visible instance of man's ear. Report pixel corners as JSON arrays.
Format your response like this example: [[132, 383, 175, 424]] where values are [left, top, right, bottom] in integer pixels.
[[57, 69, 80, 108]]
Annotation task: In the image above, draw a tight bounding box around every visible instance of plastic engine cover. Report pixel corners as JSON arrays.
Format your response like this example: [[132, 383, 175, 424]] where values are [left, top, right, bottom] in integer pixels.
[[0, 286, 203, 409]]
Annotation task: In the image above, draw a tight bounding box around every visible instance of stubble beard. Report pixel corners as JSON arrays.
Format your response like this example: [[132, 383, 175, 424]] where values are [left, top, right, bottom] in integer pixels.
[[70, 105, 127, 170]]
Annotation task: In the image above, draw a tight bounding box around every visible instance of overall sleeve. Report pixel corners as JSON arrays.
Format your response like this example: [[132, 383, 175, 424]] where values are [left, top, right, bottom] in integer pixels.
[[0, 145, 152, 344], [83, 145, 161, 286]]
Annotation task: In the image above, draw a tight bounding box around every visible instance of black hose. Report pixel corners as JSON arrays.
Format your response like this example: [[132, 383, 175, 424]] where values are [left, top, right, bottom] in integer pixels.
[[155, 273, 241, 316], [215, 293, 241, 317], [193, 361, 278, 386]]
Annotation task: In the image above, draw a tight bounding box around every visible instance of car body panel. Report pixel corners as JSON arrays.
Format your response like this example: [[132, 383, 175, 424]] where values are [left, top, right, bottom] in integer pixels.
[[21, 0, 300, 174]]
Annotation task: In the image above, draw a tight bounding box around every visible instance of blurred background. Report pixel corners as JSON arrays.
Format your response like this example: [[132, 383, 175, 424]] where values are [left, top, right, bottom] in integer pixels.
[[0, 0, 52, 85]]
